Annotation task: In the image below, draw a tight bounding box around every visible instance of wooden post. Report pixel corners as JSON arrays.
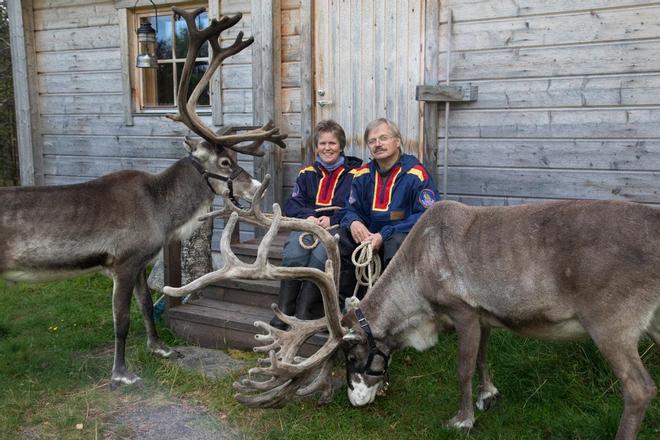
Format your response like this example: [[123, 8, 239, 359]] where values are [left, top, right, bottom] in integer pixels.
[[163, 240, 182, 322], [421, 0, 441, 190], [7, 0, 42, 185], [300, 0, 314, 164]]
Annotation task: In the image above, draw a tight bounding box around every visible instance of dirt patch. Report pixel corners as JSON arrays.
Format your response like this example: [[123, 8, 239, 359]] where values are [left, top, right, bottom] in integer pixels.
[[103, 396, 237, 440], [22, 346, 248, 440]]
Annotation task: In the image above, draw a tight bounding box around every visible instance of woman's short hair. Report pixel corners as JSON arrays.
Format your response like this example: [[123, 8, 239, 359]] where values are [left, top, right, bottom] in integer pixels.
[[313, 119, 346, 150], [363, 118, 402, 146]]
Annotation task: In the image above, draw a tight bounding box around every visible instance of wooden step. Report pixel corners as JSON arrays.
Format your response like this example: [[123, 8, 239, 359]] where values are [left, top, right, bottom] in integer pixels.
[[200, 278, 280, 309], [167, 297, 325, 355]]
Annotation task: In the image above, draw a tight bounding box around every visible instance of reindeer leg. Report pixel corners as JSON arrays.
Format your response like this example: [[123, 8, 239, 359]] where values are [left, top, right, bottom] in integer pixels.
[[590, 330, 656, 440], [475, 326, 500, 411], [110, 267, 141, 390], [133, 270, 180, 359], [448, 310, 481, 430]]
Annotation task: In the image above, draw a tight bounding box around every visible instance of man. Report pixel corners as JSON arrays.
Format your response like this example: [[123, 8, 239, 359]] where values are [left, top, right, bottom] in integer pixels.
[[338, 118, 440, 305]]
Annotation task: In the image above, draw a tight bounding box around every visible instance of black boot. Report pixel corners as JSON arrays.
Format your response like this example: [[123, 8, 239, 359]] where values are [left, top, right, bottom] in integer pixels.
[[295, 281, 324, 320], [269, 279, 301, 330]]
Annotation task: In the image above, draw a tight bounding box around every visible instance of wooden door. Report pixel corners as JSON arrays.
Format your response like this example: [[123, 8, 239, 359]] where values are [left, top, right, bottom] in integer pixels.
[[313, 0, 425, 160]]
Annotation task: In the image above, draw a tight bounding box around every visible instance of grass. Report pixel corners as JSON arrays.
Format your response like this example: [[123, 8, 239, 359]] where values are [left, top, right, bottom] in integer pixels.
[[0, 274, 658, 439]]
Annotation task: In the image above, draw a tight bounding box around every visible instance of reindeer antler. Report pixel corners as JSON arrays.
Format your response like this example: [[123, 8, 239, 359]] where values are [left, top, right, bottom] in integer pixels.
[[166, 7, 287, 156], [163, 176, 346, 406]]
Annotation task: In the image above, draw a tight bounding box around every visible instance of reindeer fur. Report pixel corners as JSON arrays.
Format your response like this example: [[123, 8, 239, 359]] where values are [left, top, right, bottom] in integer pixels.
[[343, 199, 659, 439]]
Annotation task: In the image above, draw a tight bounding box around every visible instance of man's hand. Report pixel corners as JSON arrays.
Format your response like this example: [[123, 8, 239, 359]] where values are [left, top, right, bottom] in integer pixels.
[[350, 221, 371, 243], [368, 232, 383, 251]]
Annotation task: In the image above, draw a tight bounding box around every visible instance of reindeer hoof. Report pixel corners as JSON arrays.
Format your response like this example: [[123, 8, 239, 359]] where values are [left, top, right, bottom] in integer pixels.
[[150, 343, 181, 359], [476, 389, 500, 411], [110, 371, 142, 390], [447, 416, 474, 430]]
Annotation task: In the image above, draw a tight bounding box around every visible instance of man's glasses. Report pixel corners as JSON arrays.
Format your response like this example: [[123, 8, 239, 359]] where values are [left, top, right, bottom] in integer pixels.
[[367, 134, 396, 146]]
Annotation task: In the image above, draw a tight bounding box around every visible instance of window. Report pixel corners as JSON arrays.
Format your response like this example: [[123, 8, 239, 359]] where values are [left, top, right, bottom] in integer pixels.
[[133, 5, 210, 110]]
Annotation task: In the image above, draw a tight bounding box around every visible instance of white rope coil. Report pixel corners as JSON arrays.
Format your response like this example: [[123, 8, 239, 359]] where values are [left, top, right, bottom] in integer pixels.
[[350, 241, 381, 297], [298, 206, 341, 250]]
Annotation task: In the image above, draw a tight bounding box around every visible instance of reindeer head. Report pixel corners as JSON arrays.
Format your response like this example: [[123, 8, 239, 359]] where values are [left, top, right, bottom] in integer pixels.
[[168, 7, 287, 202], [341, 305, 391, 406]]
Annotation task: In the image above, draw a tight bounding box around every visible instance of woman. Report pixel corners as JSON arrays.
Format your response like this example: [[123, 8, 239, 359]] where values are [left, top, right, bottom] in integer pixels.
[[270, 120, 362, 330]]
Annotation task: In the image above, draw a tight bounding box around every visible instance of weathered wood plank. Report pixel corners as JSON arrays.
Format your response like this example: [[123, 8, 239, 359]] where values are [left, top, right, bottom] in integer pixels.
[[441, 5, 660, 52], [221, 89, 253, 113], [440, 108, 660, 138], [438, 166, 660, 203], [441, 0, 656, 22], [8, 0, 40, 185], [280, 87, 301, 113], [34, 0, 108, 9], [42, 135, 185, 159], [35, 25, 119, 52], [282, 61, 300, 89], [444, 40, 660, 81], [416, 85, 478, 102], [281, 34, 300, 62], [43, 155, 177, 177], [34, 2, 118, 30], [452, 74, 660, 109], [440, 139, 660, 171], [222, 64, 252, 89], [37, 48, 121, 73], [282, 8, 300, 36], [40, 94, 124, 114], [40, 114, 196, 136], [39, 72, 123, 94], [281, 0, 300, 11]]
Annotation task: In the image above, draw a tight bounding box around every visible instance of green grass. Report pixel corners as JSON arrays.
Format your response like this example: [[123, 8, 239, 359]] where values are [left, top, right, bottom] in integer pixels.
[[1, 274, 658, 439]]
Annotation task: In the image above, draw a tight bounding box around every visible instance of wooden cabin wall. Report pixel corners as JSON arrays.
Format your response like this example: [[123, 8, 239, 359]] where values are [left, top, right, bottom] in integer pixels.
[[33, 0, 254, 185], [437, 0, 660, 206], [279, 0, 303, 199], [30, 0, 258, 242]]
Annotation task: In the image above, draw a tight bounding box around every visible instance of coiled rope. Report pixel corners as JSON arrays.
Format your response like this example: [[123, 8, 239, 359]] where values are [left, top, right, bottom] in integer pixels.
[[296, 206, 382, 297], [350, 241, 381, 297]]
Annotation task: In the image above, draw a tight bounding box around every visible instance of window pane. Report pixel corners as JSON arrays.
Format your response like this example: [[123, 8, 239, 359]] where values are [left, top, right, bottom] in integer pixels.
[[157, 63, 174, 106], [175, 11, 208, 59], [176, 62, 209, 106], [144, 15, 172, 59]]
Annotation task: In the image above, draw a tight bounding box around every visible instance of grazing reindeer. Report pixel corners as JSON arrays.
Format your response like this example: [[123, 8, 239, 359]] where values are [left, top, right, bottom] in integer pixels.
[[166, 196, 658, 439], [0, 7, 286, 389]]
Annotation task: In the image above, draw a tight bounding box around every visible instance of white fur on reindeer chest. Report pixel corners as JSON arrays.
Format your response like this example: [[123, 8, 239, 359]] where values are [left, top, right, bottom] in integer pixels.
[[173, 201, 212, 241]]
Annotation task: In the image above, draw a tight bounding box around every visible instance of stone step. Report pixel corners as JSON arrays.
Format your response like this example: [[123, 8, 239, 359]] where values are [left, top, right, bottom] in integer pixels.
[[167, 297, 325, 355]]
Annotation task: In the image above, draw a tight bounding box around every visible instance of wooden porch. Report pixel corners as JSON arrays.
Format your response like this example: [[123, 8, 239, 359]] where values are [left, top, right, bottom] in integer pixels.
[[165, 233, 325, 354]]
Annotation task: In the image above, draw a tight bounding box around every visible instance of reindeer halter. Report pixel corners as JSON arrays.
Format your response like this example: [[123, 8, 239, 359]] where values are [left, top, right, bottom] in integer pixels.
[[188, 155, 246, 207]]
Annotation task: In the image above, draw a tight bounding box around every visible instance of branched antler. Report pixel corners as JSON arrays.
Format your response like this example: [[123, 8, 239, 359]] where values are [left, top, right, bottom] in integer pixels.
[[163, 176, 346, 406], [166, 7, 287, 156]]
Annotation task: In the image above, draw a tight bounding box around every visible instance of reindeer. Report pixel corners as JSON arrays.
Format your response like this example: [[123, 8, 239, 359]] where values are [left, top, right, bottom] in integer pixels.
[[165, 191, 658, 439], [0, 7, 286, 389]]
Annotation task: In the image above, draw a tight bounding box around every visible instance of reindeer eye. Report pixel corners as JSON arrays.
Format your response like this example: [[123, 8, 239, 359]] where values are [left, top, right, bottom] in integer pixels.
[[220, 158, 232, 168]]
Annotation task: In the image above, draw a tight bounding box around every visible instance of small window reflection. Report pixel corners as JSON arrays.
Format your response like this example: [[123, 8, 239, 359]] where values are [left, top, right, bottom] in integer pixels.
[[176, 62, 210, 105]]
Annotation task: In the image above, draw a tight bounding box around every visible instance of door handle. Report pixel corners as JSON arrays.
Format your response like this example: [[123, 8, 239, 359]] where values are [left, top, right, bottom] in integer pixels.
[[317, 100, 333, 107]]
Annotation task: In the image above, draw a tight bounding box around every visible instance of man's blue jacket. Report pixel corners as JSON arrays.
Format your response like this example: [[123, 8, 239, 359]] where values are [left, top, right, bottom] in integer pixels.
[[340, 153, 440, 240]]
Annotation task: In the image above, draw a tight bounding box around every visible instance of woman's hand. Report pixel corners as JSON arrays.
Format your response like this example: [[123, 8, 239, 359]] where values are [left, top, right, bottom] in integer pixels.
[[318, 216, 331, 229]]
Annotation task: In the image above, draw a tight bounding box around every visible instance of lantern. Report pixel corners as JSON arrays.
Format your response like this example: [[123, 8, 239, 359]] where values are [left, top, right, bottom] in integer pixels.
[[136, 20, 158, 69]]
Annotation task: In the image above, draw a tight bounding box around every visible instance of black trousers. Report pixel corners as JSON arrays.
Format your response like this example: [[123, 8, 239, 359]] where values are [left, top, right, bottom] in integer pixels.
[[337, 226, 407, 307]]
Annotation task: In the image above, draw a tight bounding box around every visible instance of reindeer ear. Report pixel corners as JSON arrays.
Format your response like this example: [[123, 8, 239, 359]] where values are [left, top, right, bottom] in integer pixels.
[[344, 296, 361, 311], [183, 136, 196, 153]]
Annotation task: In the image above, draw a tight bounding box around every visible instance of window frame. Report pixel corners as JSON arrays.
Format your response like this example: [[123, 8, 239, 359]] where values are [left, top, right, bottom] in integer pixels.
[[130, 2, 211, 113]]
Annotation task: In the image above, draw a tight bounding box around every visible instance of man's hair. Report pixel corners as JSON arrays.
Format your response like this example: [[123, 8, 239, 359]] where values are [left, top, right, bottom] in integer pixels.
[[313, 119, 347, 150], [363, 118, 402, 146]]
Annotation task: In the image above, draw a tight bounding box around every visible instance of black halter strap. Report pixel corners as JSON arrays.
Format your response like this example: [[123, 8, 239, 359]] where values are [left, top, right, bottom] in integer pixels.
[[346, 308, 390, 390], [188, 156, 245, 208]]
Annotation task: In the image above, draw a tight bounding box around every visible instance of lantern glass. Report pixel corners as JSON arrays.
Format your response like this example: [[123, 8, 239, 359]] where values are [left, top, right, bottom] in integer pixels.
[[136, 21, 158, 68]]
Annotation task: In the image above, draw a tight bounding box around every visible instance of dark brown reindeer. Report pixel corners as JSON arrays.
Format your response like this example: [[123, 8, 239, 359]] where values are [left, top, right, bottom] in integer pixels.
[[0, 7, 286, 389], [166, 195, 658, 439]]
